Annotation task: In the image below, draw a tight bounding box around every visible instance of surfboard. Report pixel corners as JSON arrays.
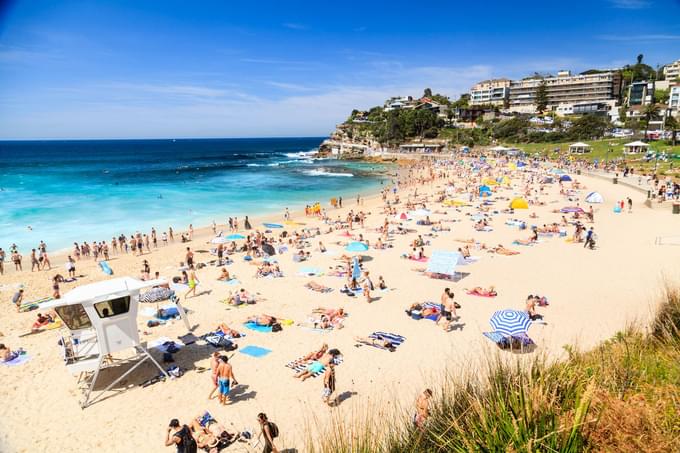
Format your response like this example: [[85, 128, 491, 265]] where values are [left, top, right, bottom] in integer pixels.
[[99, 261, 113, 275]]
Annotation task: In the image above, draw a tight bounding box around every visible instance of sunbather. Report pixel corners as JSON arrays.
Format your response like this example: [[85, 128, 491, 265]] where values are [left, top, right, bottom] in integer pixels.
[[305, 281, 331, 292], [354, 335, 396, 352], [217, 323, 242, 338], [291, 343, 328, 367], [216, 268, 231, 281], [525, 295, 543, 321], [492, 244, 519, 255], [405, 302, 440, 318], [246, 314, 277, 327], [294, 350, 339, 381], [0, 343, 19, 362], [465, 286, 497, 297]]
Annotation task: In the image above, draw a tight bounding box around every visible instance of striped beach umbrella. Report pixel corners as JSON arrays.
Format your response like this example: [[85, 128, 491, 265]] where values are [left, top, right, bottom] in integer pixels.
[[489, 309, 531, 336]]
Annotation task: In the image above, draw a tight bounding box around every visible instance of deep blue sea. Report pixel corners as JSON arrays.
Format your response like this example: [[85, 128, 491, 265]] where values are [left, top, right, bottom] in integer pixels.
[[0, 138, 391, 253]]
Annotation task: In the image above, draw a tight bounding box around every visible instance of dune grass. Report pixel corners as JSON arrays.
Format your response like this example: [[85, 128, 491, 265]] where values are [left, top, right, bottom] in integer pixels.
[[309, 286, 680, 453]]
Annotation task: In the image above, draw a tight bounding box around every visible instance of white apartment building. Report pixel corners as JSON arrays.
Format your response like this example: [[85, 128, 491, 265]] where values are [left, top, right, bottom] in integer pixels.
[[469, 79, 511, 106], [663, 59, 680, 81], [508, 70, 621, 112], [669, 85, 680, 117]]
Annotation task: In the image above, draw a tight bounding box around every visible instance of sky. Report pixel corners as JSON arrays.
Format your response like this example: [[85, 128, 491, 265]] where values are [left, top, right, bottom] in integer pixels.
[[0, 0, 679, 139]]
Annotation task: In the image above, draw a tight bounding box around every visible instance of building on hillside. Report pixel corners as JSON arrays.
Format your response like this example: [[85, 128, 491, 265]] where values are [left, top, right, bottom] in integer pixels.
[[414, 97, 444, 113], [399, 143, 445, 154], [663, 59, 680, 82], [668, 85, 680, 117], [453, 106, 496, 123], [627, 81, 654, 107], [469, 79, 511, 106], [507, 71, 621, 113], [384, 96, 415, 111]]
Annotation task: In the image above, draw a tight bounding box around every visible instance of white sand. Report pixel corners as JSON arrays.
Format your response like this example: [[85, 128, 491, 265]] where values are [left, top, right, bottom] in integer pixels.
[[1, 162, 679, 453]]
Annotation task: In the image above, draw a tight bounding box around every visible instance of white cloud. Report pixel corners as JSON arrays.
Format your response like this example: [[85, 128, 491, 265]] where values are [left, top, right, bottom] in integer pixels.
[[282, 23, 308, 30]]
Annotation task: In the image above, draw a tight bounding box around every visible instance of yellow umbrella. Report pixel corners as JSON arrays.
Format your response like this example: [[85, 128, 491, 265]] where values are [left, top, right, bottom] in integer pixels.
[[510, 198, 529, 209]]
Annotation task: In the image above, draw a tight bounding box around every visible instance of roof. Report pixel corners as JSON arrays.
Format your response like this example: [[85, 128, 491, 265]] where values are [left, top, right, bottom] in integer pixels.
[[569, 142, 591, 147], [41, 277, 165, 308], [624, 140, 649, 147]]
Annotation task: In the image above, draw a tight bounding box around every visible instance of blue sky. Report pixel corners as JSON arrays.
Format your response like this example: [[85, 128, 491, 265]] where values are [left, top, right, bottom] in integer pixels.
[[0, 0, 679, 139]]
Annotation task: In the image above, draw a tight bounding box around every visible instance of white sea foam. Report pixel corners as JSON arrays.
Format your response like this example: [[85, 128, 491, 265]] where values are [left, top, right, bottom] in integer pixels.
[[303, 169, 354, 177]]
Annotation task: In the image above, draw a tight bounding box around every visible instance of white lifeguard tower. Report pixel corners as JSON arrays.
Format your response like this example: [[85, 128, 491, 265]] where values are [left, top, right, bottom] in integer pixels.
[[41, 277, 188, 408]]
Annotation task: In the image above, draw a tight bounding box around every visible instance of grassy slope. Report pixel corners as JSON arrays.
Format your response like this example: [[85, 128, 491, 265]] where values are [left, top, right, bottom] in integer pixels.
[[311, 287, 680, 453]]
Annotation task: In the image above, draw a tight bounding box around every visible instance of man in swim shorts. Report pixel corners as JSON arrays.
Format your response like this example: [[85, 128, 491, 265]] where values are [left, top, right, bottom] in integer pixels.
[[216, 355, 237, 405]]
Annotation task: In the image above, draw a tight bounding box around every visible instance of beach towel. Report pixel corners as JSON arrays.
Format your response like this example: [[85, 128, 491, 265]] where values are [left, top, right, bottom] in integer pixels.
[[221, 278, 240, 285], [285, 355, 344, 377], [366, 331, 406, 349], [2, 353, 30, 366], [239, 345, 272, 358], [409, 257, 429, 262], [305, 284, 332, 293], [297, 267, 323, 277], [483, 331, 510, 347], [148, 337, 185, 353], [244, 322, 273, 333], [19, 296, 53, 313]]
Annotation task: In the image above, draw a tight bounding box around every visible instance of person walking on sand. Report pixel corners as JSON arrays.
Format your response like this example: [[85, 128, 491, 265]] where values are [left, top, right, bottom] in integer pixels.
[[244, 216, 252, 230], [414, 389, 433, 429], [30, 249, 39, 272], [284, 208, 290, 221], [627, 197, 632, 213], [322, 362, 336, 406], [185, 247, 194, 268], [188, 224, 194, 240], [0, 247, 4, 275], [185, 267, 199, 298], [208, 351, 220, 400], [216, 355, 237, 405], [257, 413, 279, 453], [168, 226, 174, 242]]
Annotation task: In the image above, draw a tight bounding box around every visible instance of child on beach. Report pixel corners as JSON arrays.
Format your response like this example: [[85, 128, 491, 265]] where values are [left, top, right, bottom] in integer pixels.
[[322, 362, 336, 406]]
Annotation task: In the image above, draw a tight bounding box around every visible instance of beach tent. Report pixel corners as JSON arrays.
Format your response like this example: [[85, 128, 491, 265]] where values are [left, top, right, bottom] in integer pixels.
[[516, 162, 527, 168], [396, 212, 412, 221], [489, 309, 532, 336], [559, 175, 572, 182], [623, 140, 649, 154], [426, 251, 465, 277], [510, 198, 529, 209], [585, 192, 604, 203], [346, 241, 369, 252], [479, 185, 492, 197], [568, 143, 591, 154]]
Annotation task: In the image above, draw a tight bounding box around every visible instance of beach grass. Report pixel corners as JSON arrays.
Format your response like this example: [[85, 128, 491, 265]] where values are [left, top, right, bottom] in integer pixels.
[[309, 286, 680, 453]]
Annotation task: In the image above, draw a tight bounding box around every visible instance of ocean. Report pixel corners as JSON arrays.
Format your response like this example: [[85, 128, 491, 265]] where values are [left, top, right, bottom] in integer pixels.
[[0, 138, 392, 253]]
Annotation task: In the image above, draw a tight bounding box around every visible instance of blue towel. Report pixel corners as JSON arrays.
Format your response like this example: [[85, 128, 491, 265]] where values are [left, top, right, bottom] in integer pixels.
[[225, 279, 240, 285], [239, 345, 272, 358], [483, 331, 510, 346], [244, 322, 273, 333], [369, 331, 406, 346], [2, 353, 30, 366]]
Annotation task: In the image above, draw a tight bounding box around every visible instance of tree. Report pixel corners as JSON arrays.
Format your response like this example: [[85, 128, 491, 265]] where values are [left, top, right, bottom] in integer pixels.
[[665, 115, 678, 145], [643, 103, 660, 138], [568, 115, 609, 140], [535, 80, 549, 113], [654, 89, 669, 104], [451, 93, 469, 108], [637, 54, 644, 65], [423, 88, 432, 98]]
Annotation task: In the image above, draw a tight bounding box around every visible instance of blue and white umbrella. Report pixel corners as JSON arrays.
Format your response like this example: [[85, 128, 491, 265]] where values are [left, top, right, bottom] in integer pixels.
[[346, 241, 369, 252], [351, 256, 361, 280], [489, 309, 531, 336]]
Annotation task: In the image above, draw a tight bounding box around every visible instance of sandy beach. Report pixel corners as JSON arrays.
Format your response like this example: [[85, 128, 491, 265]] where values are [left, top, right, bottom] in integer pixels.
[[1, 159, 679, 453]]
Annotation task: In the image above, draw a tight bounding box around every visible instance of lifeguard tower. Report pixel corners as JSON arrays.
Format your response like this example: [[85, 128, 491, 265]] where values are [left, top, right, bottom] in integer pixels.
[[41, 277, 187, 408]]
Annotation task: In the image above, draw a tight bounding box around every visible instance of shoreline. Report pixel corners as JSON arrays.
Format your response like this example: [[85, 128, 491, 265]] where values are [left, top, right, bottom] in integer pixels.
[[0, 164, 398, 275]]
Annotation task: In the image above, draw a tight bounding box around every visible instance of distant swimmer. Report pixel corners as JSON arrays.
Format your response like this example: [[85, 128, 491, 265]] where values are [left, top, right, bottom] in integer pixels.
[[158, 194, 163, 199], [27, 226, 32, 231]]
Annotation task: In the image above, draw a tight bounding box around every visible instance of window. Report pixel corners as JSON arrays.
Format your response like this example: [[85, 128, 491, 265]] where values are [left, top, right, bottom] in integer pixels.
[[94, 296, 130, 318], [55, 304, 92, 330]]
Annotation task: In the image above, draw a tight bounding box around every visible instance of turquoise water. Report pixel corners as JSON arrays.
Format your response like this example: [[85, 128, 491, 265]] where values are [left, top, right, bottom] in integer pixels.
[[0, 138, 392, 253]]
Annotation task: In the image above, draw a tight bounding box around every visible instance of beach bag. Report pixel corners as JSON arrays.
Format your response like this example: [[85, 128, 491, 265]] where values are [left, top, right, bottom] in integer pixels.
[[271, 323, 282, 332], [267, 422, 279, 438]]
